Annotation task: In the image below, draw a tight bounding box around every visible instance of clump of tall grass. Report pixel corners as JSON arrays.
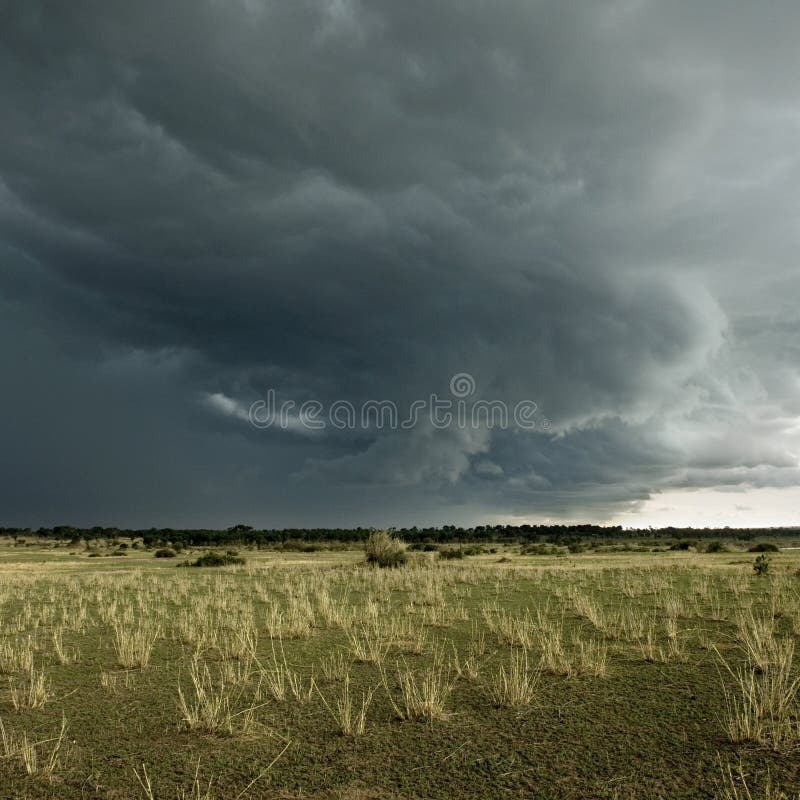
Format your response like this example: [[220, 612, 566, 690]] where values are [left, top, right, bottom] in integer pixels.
[[610, 607, 647, 642], [482, 603, 534, 648], [317, 674, 375, 736], [449, 643, 481, 682], [9, 665, 52, 710], [735, 608, 781, 673], [574, 638, 609, 677], [347, 625, 389, 665], [317, 650, 353, 682], [637, 622, 687, 664], [264, 602, 315, 640], [470, 622, 487, 657], [536, 618, 573, 676], [217, 621, 258, 662], [113, 619, 161, 669], [716, 642, 800, 750], [570, 591, 607, 632], [173, 607, 216, 652], [0, 637, 34, 674], [364, 531, 407, 568], [391, 618, 428, 655], [219, 656, 253, 687], [383, 653, 454, 722], [52, 627, 79, 665], [177, 660, 257, 735], [486, 650, 539, 708], [657, 590, 687, 619]]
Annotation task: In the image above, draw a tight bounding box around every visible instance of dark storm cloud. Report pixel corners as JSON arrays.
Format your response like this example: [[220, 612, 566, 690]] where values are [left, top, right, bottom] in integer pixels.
[[2, 0, 800, 526]]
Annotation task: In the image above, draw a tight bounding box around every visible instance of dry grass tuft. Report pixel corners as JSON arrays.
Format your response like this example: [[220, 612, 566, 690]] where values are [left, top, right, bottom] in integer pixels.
[[486, 649, 539, 708], [113, 619, 161, 669], [317, 674, 375, 736]]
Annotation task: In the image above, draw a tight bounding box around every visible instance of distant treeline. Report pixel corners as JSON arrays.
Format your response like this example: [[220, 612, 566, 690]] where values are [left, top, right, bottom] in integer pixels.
[[0, 524, 798, 548]]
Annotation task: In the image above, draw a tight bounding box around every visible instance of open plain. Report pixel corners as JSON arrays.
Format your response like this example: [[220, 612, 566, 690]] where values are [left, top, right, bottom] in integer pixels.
[[1, 540, 800, 799]]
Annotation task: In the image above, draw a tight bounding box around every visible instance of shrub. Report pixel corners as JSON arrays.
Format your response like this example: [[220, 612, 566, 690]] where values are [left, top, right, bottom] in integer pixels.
[[154, 548, 177, 558], [187, 552, 245, 568], [748, 542, 779, 553], [364, 531, 407, 568], [753, 554, 771, 576], [520, 543, 566, 556]]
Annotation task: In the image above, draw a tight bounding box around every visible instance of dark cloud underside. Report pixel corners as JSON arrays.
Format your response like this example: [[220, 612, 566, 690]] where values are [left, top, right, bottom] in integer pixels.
[[2, 1, 800, 526]]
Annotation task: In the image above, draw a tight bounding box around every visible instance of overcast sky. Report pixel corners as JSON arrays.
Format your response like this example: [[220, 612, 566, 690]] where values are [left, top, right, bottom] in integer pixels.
[[2, 1, 800, 529]]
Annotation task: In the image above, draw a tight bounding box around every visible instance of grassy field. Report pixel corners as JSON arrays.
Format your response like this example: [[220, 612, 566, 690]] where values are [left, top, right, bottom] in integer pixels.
[[1, 541, 800, 799]]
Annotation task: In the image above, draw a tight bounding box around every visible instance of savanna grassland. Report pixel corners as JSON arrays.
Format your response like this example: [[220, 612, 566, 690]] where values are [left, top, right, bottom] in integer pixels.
[[1, 540, 800, 799]]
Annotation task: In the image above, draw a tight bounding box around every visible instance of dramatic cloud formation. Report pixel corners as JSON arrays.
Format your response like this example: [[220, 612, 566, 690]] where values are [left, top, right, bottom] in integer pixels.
[[2, 1, 800, 527]]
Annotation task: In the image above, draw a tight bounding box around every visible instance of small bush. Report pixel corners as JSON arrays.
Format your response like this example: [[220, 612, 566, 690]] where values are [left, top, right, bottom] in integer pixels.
[[154, 548, 177, 558], [753, 554, 771, 576], [187, 552, 245, 568], [748, 542, 779, 553], [520, 543, 566, 556], [364, 531, 407, 568]]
